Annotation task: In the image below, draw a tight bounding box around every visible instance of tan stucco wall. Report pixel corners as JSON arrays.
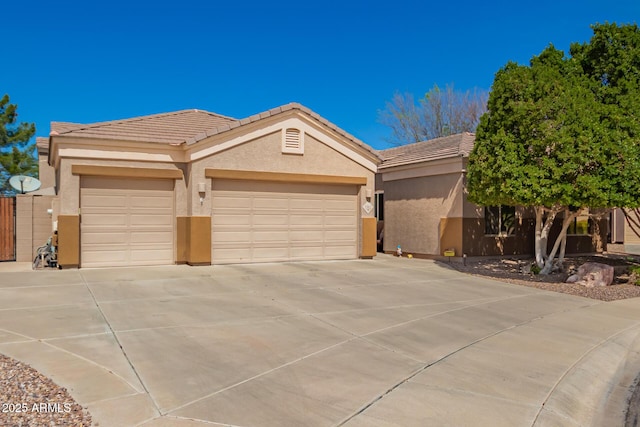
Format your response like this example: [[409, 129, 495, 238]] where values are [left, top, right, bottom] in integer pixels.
[[37, 143, 56, 190], [15, 195, 56, 261], [192, 131, 375, 258], [382, 172, 464, 255], [38, 158, 56, 190], [57, 158, 188, 216], [625, 209, 640, 244], [190, 131, 375, 217]]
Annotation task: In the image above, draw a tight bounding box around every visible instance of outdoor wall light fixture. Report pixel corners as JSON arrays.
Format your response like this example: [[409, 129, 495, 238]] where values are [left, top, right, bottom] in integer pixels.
[[198, 182, 206, 205]]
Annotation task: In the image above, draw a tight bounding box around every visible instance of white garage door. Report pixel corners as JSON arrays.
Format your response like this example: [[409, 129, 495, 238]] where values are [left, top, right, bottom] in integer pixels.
[[212, 180, 358, 264], [80, 177, 174, 268]]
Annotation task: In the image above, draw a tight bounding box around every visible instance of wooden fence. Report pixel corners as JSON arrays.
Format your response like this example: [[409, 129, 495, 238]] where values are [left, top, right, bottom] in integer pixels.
[[0, 197, 16, 261]]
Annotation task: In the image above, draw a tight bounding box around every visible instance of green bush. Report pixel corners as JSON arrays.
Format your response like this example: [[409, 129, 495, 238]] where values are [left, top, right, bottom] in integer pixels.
[[629, 266, 640, 286]]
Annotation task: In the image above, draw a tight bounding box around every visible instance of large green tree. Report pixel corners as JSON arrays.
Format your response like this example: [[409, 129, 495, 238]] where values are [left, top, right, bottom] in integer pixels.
[[0, 94, 37, 194], [467, 23, 640, 274]]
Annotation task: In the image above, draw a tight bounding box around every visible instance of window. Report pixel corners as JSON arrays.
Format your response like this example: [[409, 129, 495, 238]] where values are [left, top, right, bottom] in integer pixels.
[[282, 128, 304, 154], [567, 211, 591, 235], [375, 192, 384, 221], [485, 206, 515, 235]]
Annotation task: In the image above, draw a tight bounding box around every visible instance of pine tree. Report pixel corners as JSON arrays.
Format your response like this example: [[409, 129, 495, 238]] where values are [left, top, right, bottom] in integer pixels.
[[0, 94, 37, 194]]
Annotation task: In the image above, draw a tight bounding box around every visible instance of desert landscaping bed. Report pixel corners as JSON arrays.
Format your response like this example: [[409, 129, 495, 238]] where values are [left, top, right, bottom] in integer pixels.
[[0, 353, 92, 427], [445, 253, 640, 301]]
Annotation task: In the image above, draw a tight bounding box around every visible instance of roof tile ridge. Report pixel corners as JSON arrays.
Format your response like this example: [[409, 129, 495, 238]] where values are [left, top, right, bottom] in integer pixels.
[[56, 109, 238, 135]]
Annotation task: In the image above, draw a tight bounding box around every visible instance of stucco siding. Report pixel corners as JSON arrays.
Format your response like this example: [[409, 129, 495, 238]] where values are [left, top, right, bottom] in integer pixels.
[[383, 173, 464, 255], [191, 131, 375, 218], [625, 209, 640, 244], [57, 158, 187, 216]]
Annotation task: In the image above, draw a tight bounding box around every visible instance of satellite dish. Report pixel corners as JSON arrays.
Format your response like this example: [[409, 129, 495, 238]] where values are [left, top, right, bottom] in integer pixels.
[[9, 175, 41, 194]]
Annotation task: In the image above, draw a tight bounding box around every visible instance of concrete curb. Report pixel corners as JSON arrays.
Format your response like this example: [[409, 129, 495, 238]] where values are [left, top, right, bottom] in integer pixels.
[[533, 317, 640, 427]]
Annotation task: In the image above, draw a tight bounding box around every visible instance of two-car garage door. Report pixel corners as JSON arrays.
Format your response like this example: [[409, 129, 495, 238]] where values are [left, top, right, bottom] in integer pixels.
[[79, 177, 359, 267], [80, 177, 174, 268], [211, 180, 358, 264]]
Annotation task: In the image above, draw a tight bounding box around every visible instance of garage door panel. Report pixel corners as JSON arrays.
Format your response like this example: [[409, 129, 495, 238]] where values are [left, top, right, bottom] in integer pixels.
[[214, 196, 252, 209], [290, 215, 323, 226], [211, 180, 358, 264], [288, 246, 324, 259], [325, 246, 358, 258], [324, 199, 355, 210], [252, 214, 289, 226], [212, 230, 252, 243], [290, 230, 323, 242], [130, 247, 173, 263], [130, 230, 174, 244], [82, 214, 129, 227], [252, 247, 290, 260], [83, 195, 128, 208], [212, 214, 251, 226], [81, 231, 129, 245], [253, 230, 289, 242], [253, 197, 288, 209], [81, 177, 174, 268], [81, 247, 129, 266], [212, 248, 252, 262], [130, 213, 174, 227], [326, 230, 357, 241], [290, 199, 323, 210], [325, 215, 357, 226], [129, 195, 173, 210]]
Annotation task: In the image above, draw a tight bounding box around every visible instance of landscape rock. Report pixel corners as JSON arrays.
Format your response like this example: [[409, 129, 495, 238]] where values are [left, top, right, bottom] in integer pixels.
[[566, 262, 615, 288]]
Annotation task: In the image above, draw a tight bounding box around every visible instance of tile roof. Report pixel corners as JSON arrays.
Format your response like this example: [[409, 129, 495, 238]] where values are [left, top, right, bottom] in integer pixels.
[[50, 110, 237, 145], [378, 132, 475, 169], [36, 137, 49, 150], [46, 103, 380, 160], [50, 122, 87, 134]]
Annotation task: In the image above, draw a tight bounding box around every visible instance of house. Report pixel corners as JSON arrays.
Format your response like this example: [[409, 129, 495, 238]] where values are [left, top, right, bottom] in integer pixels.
[[35, 103, 381, 268], [376, 133, 608, 258], [611, 208, 640, 255]]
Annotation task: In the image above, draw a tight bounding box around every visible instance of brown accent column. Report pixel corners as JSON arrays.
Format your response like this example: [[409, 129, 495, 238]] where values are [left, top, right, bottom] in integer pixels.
[[176, 217, 188, 264], [188, 216, 211, 266], [57, 215, 79, 268], [361, 217, 377, 258], [439, 218, 463, 257], [177, 216, 211, 266]]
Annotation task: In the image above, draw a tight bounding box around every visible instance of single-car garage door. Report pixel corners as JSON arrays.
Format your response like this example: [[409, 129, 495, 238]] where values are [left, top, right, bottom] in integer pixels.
[[80, 176, 175, 268], [212, 180, 358, 264]]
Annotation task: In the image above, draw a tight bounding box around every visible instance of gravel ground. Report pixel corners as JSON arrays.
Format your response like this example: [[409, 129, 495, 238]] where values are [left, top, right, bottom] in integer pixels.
[[0, 353, 92, 427], [445, 254, 640, 301]]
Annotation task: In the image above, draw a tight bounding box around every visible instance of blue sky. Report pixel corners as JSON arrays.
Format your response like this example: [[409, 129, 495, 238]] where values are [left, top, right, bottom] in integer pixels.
[[3, 1, 638, 150]]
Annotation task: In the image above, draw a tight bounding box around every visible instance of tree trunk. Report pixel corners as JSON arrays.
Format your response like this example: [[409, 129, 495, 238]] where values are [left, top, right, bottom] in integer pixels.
[[540, 210, 580, 275], [534, 207, 545, 268], [558, 233, 567, 265], [534, 207, 559, 269], [558, 209, 570, 266]]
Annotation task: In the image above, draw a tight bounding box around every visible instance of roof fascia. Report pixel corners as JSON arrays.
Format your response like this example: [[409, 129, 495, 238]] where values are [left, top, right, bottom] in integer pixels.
[[380, 156, 464, 182], [49, 134, 186, 168]]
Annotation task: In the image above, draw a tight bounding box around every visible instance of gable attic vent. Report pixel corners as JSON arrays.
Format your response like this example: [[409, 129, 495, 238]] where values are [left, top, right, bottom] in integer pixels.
[[282, 128, 304, 154]]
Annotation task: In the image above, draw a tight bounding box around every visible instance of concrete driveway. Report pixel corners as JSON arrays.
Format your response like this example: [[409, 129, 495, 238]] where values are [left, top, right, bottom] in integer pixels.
[[1, 256, 639, 427]]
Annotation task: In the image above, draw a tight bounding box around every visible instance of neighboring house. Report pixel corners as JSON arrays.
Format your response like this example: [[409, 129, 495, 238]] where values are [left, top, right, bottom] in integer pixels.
[[611, 208, 640, 255], [376, 133, 608, 258], [36, 103, 380, 268]]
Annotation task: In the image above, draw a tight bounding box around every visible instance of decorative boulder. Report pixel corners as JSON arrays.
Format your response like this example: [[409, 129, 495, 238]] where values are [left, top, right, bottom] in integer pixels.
[[566, 262, 614, 288]]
